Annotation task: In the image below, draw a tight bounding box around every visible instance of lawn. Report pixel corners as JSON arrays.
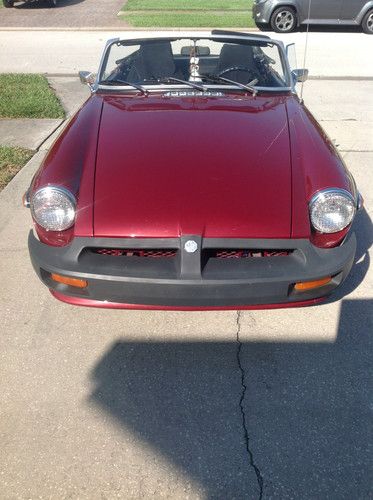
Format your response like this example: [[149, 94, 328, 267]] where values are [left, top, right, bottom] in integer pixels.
[[0, 146, 34, 191], [121, 0, 255, 27], [124, 0, 252, 10], [123, 12, 254, 27], [0, 74, 64, 119]]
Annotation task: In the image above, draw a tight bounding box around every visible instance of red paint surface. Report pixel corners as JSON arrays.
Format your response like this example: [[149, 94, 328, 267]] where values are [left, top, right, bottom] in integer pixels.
[[51, 290, 324, 310], [93, 94, 292, 238], [31, 95, 103, 245], [285, 97, 354, 247], [30, 91, 355, 250]]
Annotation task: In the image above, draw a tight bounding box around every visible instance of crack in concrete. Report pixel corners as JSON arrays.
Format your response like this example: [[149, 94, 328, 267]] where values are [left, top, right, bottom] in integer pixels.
[[236, 310, 264, 500]]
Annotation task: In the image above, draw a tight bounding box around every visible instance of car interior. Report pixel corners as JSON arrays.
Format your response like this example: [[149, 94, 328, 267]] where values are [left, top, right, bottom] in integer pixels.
[[106, 40, 287, 88]]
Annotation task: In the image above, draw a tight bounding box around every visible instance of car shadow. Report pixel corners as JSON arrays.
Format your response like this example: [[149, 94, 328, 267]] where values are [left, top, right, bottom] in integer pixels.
[[13, 0, 85, 8], [88, 299, 373, 498], [298, 24, 363, 34], [259, 24, 365, 34], [327, 207, 372, 302]]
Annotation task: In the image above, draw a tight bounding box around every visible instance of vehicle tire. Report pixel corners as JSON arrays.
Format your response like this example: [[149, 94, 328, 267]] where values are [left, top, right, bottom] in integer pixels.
[[255, 22, 270, 32], [3, 0, 14, 7], [362, 9, 373, 34], [270, 7, 297, 33], [48, 0, 57, 6]]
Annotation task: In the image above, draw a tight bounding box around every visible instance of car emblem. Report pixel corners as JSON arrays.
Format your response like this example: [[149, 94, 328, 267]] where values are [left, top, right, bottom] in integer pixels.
[[184, 240, 198, 253]]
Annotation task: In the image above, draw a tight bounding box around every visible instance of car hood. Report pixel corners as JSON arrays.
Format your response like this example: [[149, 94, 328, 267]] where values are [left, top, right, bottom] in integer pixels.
[[93, 95, 292, 238]]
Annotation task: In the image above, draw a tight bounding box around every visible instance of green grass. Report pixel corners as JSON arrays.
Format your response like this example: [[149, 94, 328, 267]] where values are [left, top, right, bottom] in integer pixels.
[[0, 146, 34, 191], [0, 74, 64, 119], [121, 12, 255, 27], [121, 0, 255, 27], [124, 0, 253, 11]]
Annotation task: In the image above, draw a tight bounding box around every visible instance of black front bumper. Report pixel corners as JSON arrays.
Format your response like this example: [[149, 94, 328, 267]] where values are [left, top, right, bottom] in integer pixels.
[[28, 231, 356, 308], [252, 3, 272, 25]]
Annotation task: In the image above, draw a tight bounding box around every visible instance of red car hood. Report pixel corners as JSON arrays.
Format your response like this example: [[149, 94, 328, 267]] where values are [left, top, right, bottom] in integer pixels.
[[94, 95, 292, 238]]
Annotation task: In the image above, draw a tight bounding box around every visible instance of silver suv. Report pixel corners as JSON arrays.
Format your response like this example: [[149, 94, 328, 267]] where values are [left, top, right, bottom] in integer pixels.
[[252, 0, 373, 34]]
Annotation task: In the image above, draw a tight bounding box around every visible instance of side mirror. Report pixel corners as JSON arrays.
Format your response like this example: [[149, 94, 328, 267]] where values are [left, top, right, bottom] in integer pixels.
[[292, 68, 309, 84], [78, 71, 96, 87]]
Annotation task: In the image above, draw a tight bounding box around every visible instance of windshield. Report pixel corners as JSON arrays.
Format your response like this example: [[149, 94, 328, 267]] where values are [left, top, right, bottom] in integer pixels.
[[99, 37, 290, 91]]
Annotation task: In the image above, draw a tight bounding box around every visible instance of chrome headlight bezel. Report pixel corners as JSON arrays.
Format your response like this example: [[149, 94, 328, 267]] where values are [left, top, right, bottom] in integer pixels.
[[30, 186, 76, 232], [309, 188, 356, 234]]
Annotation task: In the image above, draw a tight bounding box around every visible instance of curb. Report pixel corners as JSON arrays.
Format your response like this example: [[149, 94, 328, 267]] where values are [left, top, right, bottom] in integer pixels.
[[0, 27, 260, 32], [0, 149, 46, 205], [0, 74, 72, 197], [43, 73, 373, 80], [307, 75, 373, 81], [0, 119, 67, 203]]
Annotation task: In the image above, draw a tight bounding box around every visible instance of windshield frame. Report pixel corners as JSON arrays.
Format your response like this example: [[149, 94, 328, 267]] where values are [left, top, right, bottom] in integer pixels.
[[94, 33, 293, 94]]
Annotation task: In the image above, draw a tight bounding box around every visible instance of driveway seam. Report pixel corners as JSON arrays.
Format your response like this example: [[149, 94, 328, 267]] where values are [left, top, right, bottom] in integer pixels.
[[236, 310, 264, 499]]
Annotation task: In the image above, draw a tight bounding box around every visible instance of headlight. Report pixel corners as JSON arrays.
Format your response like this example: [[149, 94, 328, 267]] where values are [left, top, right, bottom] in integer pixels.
[[31, 186, 76, 231], [309, 188, 356, 233]]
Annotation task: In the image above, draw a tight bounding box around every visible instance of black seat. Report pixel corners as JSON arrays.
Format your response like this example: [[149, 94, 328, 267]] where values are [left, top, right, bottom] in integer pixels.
[[216, 44, 259, 84], [127, 41, 178, 82]]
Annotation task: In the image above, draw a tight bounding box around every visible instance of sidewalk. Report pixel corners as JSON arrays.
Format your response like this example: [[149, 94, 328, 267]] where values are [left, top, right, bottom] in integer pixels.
[[0, 77, 89, 150]]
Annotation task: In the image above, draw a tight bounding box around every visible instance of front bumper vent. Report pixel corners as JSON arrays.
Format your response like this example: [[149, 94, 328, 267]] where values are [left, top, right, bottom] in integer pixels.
[[91, 248, 292, 259], [92, 248, 177, 258], [212, 249, 292, 259]]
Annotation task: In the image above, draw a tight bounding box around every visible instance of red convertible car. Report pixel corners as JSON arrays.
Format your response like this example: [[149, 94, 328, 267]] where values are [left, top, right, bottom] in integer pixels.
[[24, 31, 361, 310]]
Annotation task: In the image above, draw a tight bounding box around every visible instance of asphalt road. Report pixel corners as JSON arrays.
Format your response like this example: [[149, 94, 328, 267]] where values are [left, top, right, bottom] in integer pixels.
[[0, 0, 126, 28], [0, 74, 372, 498]]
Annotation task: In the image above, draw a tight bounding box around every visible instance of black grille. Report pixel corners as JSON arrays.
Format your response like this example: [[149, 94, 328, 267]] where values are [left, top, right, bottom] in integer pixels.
[[91, 248, 177, 258], [211, 249, 293, 259]]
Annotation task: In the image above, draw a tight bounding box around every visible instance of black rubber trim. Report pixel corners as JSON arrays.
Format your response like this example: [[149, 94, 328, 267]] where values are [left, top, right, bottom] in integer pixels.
[[211, 30, 270, 40], [28, 231, 356, 307]]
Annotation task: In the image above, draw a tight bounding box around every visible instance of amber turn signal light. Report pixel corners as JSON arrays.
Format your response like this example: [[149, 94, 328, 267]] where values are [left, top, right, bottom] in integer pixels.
[[294, 277, 332, 292], [51, 273, 88, 288]]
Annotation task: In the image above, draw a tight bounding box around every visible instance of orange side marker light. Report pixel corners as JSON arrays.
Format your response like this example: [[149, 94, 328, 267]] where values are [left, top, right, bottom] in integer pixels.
[[294, 277, 332, 291], [51, 273, 88, 288]]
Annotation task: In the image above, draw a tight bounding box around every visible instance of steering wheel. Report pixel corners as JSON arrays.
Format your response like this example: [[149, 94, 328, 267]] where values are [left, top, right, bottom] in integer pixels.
[[217, 66, 257, 79]]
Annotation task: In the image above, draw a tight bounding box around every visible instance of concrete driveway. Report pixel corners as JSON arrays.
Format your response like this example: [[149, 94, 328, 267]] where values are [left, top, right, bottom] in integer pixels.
[[0, 78, 372, 498], [0, 0, 126, 28]]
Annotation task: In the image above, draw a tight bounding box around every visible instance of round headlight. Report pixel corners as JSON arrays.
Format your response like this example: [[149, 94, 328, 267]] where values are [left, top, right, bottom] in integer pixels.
[[310, 189, 355, 234], [31, 186, 76, 231]]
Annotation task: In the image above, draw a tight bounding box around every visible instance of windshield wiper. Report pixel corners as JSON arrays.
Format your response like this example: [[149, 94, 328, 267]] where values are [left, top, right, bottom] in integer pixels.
[[148, 77, 207, 92], [201, 74, 258, 96], [100, 78, 148, 95]]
